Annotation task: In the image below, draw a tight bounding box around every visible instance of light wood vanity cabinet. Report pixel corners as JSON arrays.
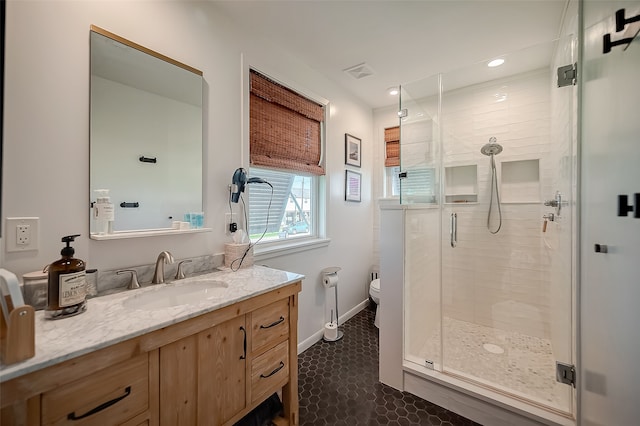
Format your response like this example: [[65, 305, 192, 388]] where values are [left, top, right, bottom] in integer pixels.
[[159, 315, 246, 425], [1, 281, 301, 426]]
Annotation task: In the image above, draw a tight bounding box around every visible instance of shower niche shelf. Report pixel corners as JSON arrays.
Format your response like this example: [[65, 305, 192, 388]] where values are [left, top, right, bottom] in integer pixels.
[[500, 159, 541, 203], [445, 165, 478, 204]]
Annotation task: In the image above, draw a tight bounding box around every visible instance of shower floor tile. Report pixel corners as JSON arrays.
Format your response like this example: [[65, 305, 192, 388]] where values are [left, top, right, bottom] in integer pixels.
[[419, 316, 569, 409], [298, 306, 479, 425]]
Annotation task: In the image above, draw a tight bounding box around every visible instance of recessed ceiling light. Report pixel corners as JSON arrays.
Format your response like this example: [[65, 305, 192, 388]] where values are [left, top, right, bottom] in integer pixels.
[[388, 87, 399, 96], [488, 58, 505, 68]]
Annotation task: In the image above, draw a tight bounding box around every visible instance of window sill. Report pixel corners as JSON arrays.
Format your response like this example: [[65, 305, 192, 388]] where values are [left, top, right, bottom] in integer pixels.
[[253, 237, 331, 261]]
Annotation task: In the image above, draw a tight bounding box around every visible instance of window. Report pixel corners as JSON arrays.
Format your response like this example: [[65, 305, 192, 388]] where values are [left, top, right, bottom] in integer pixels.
[[247, 168, 315, 242], [247, 70, 325, 244], [384, 124, 437, 203], [384, 126, 400, 197]]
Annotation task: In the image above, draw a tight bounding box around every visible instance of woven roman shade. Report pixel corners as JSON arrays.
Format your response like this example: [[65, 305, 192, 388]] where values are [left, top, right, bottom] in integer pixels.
[[250, 70, 325, 175], [384, 126, 400, 167]]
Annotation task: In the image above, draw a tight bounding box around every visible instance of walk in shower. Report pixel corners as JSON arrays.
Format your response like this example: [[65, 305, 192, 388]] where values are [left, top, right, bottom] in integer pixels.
[[399, 36, 577, 419]]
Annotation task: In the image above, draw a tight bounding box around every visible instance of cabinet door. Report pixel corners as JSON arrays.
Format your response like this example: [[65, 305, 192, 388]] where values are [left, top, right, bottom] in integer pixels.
[[160, 334, 198, 425], [1, 397, 39, 426], [198, 315, 247, 425]]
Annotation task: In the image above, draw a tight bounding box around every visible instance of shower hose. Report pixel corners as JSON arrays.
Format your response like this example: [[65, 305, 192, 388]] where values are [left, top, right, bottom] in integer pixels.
[[487, 154, 502, 234]]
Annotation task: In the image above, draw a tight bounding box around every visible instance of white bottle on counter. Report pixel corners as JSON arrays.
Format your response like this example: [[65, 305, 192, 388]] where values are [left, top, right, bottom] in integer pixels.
[[94, 189, 114, 235]]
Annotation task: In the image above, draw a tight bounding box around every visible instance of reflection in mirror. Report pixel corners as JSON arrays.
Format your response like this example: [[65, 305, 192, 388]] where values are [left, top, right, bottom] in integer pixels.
[[90, 26, 203, 239]]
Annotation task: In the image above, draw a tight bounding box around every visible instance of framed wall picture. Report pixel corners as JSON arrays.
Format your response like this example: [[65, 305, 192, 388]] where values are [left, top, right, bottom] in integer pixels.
[[345, 133, 361, 167], [345, 170, 362, 202]]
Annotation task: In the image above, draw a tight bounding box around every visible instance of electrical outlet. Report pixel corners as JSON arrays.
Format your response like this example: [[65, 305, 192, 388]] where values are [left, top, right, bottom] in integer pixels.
[[16, 224, 31, 245], [225, 213, 237, 234], [6, 217, 39, 252]]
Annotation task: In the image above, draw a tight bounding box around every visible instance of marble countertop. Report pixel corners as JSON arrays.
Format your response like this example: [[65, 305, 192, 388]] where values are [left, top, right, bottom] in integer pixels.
[[0, 265, 304, 383]]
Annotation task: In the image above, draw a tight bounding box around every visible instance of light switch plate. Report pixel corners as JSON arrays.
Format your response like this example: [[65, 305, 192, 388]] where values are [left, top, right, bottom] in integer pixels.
[[6, 217, 39, 252]]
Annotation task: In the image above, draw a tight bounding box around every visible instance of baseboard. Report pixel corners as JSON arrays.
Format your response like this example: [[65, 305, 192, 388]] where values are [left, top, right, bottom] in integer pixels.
[[297, 299, 369, 354]]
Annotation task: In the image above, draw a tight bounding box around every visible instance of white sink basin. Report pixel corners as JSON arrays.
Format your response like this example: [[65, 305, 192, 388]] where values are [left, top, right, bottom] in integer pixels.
[[123, 279, 228, 310]]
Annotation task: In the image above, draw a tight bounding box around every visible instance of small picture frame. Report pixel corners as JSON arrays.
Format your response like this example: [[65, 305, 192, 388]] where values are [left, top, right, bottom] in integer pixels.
[[345, 170, 362, 202], [345, 133, 361, 168]]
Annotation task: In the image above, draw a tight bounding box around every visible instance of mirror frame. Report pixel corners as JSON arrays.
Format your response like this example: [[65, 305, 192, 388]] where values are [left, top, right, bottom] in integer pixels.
[[89, 25, 208, 240]]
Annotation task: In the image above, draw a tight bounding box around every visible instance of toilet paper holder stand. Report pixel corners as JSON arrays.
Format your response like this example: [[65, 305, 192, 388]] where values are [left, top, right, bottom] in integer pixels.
[[321, 267, 344, 342]]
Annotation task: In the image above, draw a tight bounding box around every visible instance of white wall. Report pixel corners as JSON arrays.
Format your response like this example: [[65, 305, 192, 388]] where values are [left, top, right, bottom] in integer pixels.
[[2, 0, 374, 348], [580, 1, 640, 425]]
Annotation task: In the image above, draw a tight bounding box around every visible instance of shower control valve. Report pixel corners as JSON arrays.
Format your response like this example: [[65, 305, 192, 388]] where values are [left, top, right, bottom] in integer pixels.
[[542, 213, 555, 233], [544, 191, 566, 217]]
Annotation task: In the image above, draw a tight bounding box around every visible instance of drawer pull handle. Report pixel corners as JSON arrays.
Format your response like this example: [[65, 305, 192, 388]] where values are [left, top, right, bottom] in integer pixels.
[[240, 326, 247, 360], [260, 361, 285, 379], [67, 386, 131, 421], [260, 316, 285, 329]]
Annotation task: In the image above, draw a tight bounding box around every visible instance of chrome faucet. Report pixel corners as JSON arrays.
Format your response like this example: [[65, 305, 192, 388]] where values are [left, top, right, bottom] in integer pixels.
[[152, 251, 175, 284]]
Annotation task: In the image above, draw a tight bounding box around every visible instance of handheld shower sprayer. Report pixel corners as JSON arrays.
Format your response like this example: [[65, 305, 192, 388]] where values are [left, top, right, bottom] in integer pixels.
[[481, 137, 504, 234]]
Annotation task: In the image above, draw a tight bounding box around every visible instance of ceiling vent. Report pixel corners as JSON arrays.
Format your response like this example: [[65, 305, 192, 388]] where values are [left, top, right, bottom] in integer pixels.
[[343, 63, 375, 79]]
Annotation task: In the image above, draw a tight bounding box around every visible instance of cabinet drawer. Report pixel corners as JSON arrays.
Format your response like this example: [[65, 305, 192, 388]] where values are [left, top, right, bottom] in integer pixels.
[[251, 340, 289, 404], [251, 298, 289, 351], [42, 353, 148, 425]]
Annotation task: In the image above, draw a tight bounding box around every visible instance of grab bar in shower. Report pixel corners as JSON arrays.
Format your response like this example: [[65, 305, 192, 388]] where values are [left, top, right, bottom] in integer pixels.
[[450, 213, 457, 248]]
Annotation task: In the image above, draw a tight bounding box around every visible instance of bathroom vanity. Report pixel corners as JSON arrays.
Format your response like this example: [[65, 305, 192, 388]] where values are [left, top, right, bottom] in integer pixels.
[[0, 266, 302, 426]]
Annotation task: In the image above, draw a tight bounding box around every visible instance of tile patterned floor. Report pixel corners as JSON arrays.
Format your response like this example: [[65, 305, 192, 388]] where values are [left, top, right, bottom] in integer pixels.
[[298, 306, 479, 426], [418, 317, 567, 410]]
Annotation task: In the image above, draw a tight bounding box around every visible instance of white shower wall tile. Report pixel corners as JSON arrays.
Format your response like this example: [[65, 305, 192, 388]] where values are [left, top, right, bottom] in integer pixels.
[[404, 65, 574, 387], [437, 70, 556, 340]]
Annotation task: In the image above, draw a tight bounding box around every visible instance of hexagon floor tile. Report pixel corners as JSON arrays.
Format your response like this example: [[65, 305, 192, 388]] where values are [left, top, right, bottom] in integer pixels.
[[298, 306, 480, 425]]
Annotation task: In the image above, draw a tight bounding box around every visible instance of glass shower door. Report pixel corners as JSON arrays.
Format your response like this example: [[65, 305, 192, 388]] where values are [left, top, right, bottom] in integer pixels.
[[399, 75, 443, 370], [439, 38, 576, 414]]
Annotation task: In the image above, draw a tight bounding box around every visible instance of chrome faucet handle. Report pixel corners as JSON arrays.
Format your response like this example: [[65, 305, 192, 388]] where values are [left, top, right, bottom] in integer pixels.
[[117, 269, 140, 290], [175, 259, 192, 280], [152, 251, 175, 284]]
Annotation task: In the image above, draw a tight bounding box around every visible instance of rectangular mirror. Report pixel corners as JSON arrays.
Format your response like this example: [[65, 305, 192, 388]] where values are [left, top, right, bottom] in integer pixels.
[[90, 25, 204, 239]]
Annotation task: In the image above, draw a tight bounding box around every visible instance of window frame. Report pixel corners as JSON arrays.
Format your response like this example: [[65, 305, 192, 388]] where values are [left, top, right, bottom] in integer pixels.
[[243, 65, 330, 257]]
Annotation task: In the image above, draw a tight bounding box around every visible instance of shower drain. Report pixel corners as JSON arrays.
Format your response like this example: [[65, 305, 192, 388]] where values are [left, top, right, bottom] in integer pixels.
[[483, 343, 505, 354]]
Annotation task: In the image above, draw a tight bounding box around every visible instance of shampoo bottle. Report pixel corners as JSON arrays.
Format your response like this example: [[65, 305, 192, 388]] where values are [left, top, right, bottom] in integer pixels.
[[45, 234, 87, 320]]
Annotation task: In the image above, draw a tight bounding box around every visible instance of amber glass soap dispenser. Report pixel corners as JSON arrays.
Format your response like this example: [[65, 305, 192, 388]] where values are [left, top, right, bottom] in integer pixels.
[[45, 234, 87, 320]]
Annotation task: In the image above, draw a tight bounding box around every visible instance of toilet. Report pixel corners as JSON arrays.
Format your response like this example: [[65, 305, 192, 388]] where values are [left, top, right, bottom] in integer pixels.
[[369, 278, 380, 328]]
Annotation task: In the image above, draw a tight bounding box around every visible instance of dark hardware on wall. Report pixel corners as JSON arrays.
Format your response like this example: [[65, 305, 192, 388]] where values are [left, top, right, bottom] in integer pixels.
[[603, 9, 640, 54], [398, 171, 408, 179], [119, 202, 139, 208], [139, 156, 157, 163], [603, 33, 635, 54], [594, 244, 609, 253], [617, 193, 640, 218], [616, 8, 640, 32]]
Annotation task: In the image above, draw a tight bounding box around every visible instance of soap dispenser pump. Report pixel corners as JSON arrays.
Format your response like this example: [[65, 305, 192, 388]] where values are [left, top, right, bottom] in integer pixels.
[[45, 234, 87, 320]]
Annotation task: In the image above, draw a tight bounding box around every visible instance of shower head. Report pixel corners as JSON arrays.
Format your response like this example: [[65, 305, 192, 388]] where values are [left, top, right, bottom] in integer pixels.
[[481, 138, 503, 156]]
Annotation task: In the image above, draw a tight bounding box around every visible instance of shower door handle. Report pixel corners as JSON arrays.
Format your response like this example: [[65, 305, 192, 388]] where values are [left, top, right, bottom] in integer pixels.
[[450, 213, 458, 248]]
